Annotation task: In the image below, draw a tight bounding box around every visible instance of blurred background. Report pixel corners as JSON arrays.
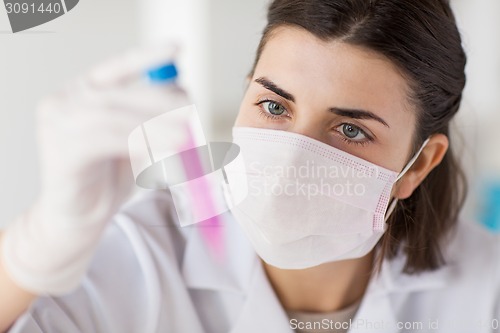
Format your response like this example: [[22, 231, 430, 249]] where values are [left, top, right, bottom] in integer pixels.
[[0, 0, 499, 229]]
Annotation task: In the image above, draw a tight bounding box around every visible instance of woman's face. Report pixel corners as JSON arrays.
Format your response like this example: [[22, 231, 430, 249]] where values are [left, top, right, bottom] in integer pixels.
[[235, 26, 416, 173]]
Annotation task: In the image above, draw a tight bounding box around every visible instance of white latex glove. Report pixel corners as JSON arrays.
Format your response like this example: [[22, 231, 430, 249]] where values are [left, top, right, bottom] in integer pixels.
[[1, 45, 191, 295]]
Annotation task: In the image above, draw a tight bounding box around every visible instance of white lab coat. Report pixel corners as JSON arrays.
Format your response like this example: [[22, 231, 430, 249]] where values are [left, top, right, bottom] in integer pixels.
[[8, 190, 500, 333]]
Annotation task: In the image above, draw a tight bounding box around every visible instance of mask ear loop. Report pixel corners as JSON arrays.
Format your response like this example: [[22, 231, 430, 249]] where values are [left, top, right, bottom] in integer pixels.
[[384, 137, 431, 223], [384, 198, 399, 223]]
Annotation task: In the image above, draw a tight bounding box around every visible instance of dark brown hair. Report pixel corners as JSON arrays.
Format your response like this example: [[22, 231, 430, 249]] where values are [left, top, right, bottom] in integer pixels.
[[251, 0, 467, 273]]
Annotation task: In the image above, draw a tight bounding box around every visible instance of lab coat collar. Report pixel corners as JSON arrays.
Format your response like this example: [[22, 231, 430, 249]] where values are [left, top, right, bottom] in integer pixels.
[[181, 211, 455, 332], [229, 259, 295, 333], [181, 211, 259, 294], [375, 249, 456, 295], [181, 212, 294, 332], [348, 251, 455, 333]]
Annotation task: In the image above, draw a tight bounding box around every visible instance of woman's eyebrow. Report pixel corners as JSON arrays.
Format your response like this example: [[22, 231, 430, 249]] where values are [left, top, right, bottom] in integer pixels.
[[254, 76, 389, 128], [255, 77, 295, 102], [329, 107, 390, 128]]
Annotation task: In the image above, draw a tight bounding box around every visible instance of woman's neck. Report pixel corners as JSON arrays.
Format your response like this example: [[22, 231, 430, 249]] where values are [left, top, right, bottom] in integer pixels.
[[262, 251, 374, 313]]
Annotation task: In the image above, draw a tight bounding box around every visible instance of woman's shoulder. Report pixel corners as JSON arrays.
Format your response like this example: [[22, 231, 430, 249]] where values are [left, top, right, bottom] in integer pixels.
[[375, 219, 500, 330], [444, 219, 500, 266], [381, 218, 499, 293], [422, 218, 499, 292]]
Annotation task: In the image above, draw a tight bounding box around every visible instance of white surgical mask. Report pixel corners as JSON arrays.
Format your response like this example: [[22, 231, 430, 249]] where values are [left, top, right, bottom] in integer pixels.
[[222, 127, 429, 269]]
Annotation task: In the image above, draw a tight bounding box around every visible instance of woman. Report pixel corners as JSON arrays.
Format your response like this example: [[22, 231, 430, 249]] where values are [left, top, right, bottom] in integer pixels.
[[1, 0, 498, 332]]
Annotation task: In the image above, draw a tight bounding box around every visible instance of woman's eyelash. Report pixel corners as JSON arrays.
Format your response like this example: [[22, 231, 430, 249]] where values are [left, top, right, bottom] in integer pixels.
[[255, 99, 289, 120], [336, 123, 373, 146], [339, 135, 371, 147], [258, 109, 281, 120]]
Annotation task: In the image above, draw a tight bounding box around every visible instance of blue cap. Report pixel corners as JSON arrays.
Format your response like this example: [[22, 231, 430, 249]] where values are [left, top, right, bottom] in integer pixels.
[[147, 63, 178, 83]]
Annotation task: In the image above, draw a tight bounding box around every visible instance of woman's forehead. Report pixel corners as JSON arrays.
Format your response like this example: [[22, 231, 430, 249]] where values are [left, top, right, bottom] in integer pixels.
[[253, 26, 415, 128]]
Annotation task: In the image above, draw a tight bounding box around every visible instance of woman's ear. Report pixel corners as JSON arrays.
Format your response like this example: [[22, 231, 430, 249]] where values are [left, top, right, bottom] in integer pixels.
[[393, 134, 449, 199]]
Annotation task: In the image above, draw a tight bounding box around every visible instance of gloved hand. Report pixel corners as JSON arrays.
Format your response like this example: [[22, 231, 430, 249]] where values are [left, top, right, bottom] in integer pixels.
[[1, 44, 191, 295]]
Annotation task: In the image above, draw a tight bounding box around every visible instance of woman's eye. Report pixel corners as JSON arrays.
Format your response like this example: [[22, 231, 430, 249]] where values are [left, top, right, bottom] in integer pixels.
[[262, 101, 287, 116], [336, 123, 368, 141]]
